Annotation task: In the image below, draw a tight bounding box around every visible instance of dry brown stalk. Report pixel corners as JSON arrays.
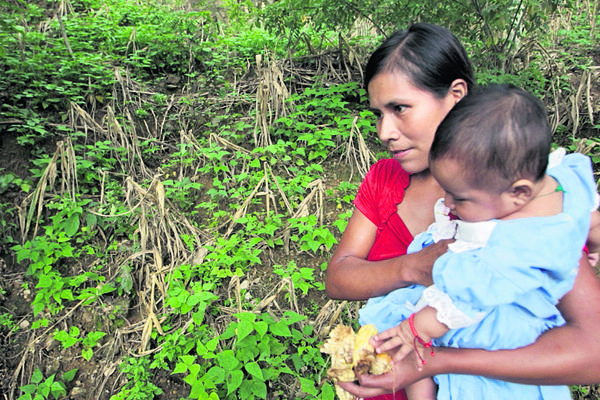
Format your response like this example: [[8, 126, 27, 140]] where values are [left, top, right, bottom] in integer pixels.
[[19, 139, 78, 241], [254, 54, 291, 148]]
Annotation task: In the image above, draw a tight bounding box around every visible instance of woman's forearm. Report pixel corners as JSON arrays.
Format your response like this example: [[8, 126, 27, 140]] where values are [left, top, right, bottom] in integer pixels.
[[326, 247, 424, 300], [325, 210, 417, 300], [428, 329, 598, 385]]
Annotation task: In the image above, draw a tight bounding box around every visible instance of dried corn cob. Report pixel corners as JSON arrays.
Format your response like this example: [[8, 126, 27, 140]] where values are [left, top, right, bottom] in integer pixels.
[[320, 324, 392, 399]]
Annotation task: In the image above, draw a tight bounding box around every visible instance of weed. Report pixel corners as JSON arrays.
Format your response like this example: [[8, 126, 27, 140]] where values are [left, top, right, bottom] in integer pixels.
[[18, 368, 77, 400], [53, 326, 107, 361], [289, 215, 337, 254], [273, 260, 324, 295], [109, 357, 163, 400]]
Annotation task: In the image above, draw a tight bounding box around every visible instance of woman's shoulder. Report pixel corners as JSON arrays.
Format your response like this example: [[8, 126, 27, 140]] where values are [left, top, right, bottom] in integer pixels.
[[354, 159, 411, 226]]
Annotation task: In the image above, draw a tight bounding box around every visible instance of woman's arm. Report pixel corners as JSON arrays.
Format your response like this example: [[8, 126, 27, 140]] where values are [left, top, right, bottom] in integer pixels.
[[341, 253, 600, 397], [325, 209, 450, 301]]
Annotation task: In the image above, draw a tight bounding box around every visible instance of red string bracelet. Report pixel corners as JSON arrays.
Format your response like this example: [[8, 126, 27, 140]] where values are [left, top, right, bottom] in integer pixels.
[[408, 313, 435, 364]]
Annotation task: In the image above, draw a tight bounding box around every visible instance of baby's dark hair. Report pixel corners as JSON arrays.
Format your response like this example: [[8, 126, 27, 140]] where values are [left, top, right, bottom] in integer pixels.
[[430, 84, 551, 192], [364, 23, 475, 98]]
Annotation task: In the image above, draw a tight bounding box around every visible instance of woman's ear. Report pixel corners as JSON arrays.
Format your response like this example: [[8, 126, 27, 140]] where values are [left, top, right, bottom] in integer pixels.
[[509, 179, 534, 205], [448, 79, 468, 103]]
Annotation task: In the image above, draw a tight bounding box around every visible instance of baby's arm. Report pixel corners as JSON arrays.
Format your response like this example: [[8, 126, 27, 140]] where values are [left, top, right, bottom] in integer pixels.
[[372, 306, 449, 362]]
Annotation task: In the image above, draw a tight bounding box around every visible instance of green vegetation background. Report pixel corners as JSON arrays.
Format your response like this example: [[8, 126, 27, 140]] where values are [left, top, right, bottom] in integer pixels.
[[0, 0, 598, 399]]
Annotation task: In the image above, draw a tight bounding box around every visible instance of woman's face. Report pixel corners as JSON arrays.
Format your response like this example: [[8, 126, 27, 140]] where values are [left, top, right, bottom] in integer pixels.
[[368, 71, 463, 174]]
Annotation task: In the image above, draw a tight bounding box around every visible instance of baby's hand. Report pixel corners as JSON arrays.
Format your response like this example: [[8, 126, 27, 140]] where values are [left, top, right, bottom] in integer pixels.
[[370, 321, 415, 362]]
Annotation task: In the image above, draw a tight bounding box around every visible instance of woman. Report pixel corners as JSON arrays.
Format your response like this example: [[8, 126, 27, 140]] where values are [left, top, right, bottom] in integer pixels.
[[325, 22, 600, 399]]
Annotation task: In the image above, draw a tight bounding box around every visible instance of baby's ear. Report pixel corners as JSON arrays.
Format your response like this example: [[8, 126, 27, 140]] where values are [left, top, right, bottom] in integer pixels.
[[509, 179, 534, 205]]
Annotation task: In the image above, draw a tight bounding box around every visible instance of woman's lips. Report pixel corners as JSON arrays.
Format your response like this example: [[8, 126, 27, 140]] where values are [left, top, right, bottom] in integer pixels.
[[391, 148, 411, 159]]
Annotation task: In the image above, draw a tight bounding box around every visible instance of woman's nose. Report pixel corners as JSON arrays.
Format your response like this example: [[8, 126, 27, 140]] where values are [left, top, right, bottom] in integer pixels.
[[377, 114, 398, 143]]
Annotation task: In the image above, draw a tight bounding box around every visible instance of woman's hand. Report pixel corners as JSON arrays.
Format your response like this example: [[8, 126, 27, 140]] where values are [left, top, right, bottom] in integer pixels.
[[408, 239, 454, 286], [337, 347, 437, 397]]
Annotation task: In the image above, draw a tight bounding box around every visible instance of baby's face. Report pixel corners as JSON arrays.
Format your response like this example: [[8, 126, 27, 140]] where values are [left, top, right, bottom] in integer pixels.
[[430, 158, 516, 222]]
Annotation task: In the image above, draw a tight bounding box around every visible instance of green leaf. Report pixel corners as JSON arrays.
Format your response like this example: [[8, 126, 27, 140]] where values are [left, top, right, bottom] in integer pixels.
[[62, 368, 78, 382], [248, 378, 267, 399], [283, 311, 306, 325], [173, 362, 189, 374], [204, 365, 226, 385], [36, 274, 54, 289], [244, 362, 264, 381], [235, 320, 254, 342], [179, 355, 196, 367], [254, 321, 268, 338], [226, 369, 244, 395], [64, 213, 80, 237], [19, 384, 37, 395], [51, 380, 67, 398], [299, 376, 318, 395], [54, 331, 79, 348], [81, 348, 93, 361], [234, 312, 257, 323], [217, 350, 240, 370], [307, 239, 320, 253], [269, 321, 291, 337], [321, 382, 336, 399]]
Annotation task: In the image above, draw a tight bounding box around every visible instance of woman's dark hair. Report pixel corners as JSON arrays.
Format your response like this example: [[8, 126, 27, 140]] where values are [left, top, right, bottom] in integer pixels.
[[430, 84, 552, 191], [364, 23, 475, 98]]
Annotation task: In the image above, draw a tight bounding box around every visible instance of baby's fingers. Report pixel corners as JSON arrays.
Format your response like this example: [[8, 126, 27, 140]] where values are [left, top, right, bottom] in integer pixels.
[[373, 335, 405, 354], [370, 326, 402, 346]]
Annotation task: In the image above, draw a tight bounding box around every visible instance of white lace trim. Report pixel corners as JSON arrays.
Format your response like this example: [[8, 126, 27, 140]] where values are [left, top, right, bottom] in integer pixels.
[[417, 285, 486, 329]]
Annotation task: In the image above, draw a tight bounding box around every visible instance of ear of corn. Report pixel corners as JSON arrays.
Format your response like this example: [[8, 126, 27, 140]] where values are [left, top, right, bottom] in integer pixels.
[[353, 324, 378, 375], [320, 325, 355, 382], [320, 324, 392, 399]]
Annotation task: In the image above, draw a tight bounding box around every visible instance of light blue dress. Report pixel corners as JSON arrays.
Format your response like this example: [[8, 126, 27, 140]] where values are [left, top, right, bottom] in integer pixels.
[[359, 151, 597, 400]]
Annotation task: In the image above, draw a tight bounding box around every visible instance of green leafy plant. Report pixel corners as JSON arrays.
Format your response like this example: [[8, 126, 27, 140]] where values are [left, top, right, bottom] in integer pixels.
[[273, 260, 324, 295], [53, 326, 107, 361], [0, 170, 32, 194], [109, 357, 163, 400], [18, 368, 77, 400], [289, 215, 337, 254], [174, 311, 333, 399]]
